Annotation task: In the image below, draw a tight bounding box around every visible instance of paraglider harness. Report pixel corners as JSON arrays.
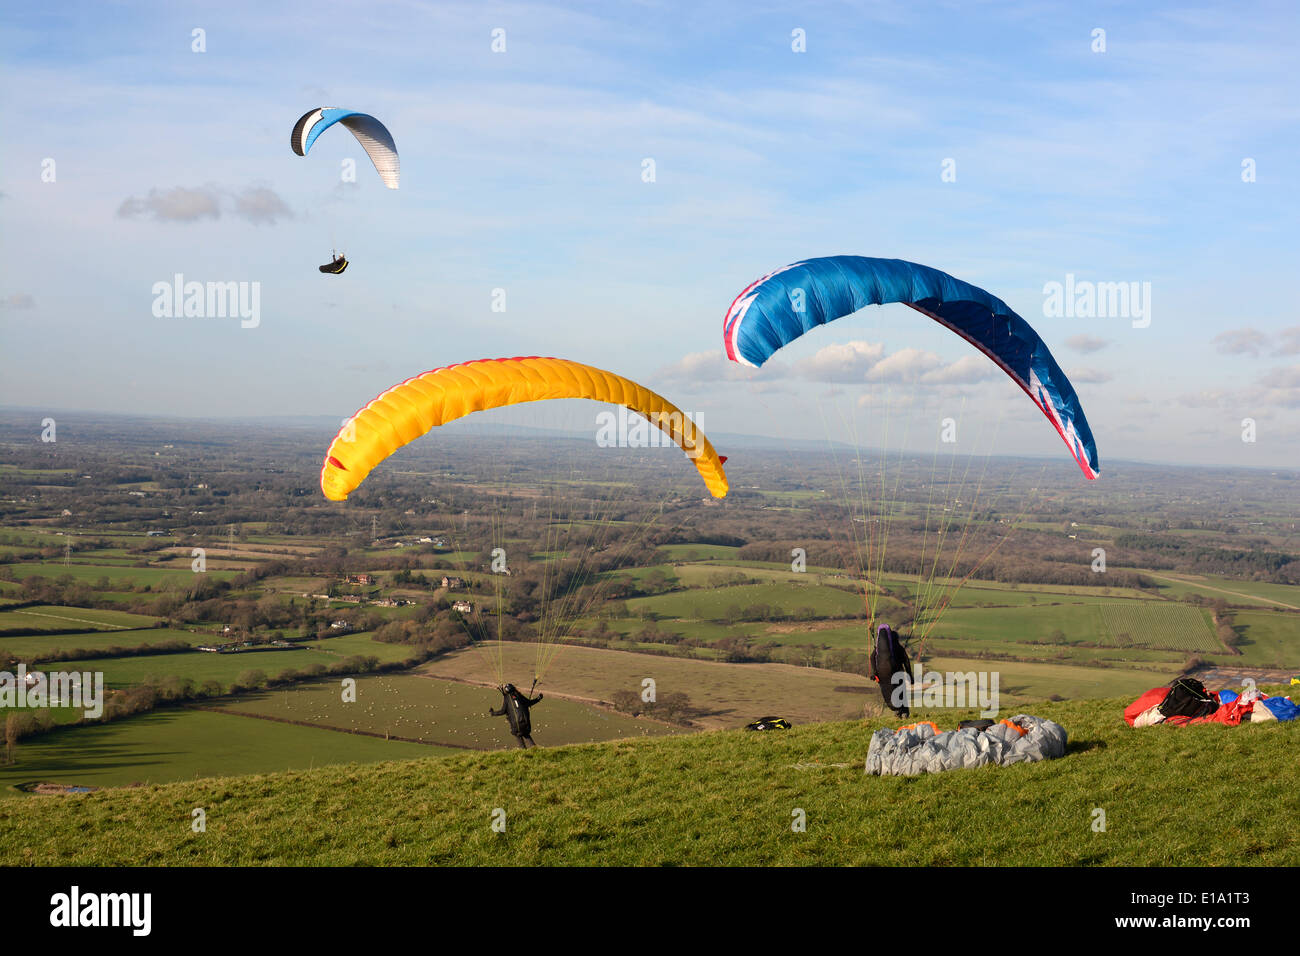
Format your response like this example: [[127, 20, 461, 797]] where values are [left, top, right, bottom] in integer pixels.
[[319, 251, 348, 274], [1157, 677, 1218, 721], [870, 624, 913, 718], [745, 716, 791, 731]]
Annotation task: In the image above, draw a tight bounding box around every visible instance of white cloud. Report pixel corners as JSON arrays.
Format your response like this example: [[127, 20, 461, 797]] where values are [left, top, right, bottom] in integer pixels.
[[117, 185, 222, 222], [1212, 327, 1269, 356], [1066, 367, 1115, 384], [793, 341, 884, 383], [1277, 327, 1300, 356], [117, 184, 292, 224], [231, 187, 293, 225], [0, 293, 36, 309], [1065, 334, 1110, 353]]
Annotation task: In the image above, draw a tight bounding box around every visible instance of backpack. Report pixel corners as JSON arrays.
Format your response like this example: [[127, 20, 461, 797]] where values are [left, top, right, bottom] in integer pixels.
[[1157, 678, 1218, 720], [745, 716, 791, 731]]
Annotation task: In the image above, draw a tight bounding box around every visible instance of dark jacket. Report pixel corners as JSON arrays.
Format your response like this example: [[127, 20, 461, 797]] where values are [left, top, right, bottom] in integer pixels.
[[490, 688, 542, 736]]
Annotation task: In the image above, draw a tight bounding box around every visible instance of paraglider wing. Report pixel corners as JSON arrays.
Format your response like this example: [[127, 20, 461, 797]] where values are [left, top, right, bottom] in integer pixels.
[[722, 256, 1100, 479], [291, 107, 399, 189], [320, 356, 730, 500]]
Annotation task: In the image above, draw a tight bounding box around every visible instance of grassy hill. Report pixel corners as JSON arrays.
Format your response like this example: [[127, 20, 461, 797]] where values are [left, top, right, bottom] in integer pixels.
[[2, 691, 1295, 866]]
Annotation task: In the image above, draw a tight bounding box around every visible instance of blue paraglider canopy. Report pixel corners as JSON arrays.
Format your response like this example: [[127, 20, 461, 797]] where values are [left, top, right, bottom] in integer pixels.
[[722, 256, 1100, 479]]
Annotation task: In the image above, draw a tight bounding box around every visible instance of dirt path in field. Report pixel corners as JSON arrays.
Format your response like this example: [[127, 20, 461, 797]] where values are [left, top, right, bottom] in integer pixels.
[[1187, 664, 1296, 686], [189, 704, 471, 748], [1147, 573, 1299, 610]]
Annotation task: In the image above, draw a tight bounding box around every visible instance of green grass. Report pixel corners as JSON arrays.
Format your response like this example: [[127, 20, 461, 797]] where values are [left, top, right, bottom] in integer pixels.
[[657, 544, 742, 561], [0, 627, 206, 661], [0, 693, 1294, 865], [1231, 611, 1300, 668], [626, 582, 866, 621], [1145, 573, 1300, 610], [67, 647, 361, 692], [0, 708, 443, 797], [424, 642, 881, 729], [214, 674, 674, 749], [928, 604, 1108, 644], [303, 633, 425, 663], [0, 605, 158, 632], [10, 563, 240, 586], [1097, 602, 1219, 652]]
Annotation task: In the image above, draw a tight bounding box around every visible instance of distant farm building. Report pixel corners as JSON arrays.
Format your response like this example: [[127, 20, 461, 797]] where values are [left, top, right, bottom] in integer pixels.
[[346, 574, 375, 585], [441, 576, 465, 589], [452, 601, 474, 614]]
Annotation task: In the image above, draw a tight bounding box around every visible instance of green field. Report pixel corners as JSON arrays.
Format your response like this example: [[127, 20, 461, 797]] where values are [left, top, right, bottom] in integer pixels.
[[304, 632, 430, 664], [67, 646, 367, 691], [0, 604, 159, 632], [0, 708, 444, 796], [423, 642, 880, 729], [626, 582, 867, 621], [1097, 602, 1219, 652], [10, 563, 240, 586], [929, 604, 1108, 644], [1231, 611, 1300, 668], [1145, 572, 1300, 610], [0, 627, 206, 661], [215, 674, 675, 749]]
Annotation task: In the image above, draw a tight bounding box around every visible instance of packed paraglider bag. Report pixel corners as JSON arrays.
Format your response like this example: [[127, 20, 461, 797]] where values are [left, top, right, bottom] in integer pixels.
[[866, 715, 1067, 777]]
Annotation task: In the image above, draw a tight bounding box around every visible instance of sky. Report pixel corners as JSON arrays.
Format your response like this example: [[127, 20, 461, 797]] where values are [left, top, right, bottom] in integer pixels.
[[1, 0, 1298, 474]]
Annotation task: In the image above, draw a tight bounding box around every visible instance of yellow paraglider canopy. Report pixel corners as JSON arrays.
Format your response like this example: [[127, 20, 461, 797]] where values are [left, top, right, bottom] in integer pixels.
[[320, 356, 730, 500]]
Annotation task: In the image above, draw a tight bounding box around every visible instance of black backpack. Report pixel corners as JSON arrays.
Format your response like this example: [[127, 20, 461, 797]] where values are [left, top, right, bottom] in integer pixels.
[[745, 716, 791, 731], [870, 626, 912, 718], [1158, 677, 1217, 720]]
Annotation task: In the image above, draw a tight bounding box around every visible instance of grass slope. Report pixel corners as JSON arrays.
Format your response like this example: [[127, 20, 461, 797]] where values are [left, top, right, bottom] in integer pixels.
[[1, 694, 1295, 866]]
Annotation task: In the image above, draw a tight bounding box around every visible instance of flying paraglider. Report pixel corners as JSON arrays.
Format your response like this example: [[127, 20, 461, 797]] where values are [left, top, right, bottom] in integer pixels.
[[319, 252, 348, 275], [291, 107, 399, 189], [320, 356, 730, 501], [722, 256, 1100, 479]]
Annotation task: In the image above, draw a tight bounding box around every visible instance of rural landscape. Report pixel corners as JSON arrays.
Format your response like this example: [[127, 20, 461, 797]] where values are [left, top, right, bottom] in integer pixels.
[[0, 410, 1295, 852], [2, 3, 1298, 929]]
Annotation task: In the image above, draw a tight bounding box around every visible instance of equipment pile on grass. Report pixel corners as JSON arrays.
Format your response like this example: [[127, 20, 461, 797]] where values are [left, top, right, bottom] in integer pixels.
[[865, 714, 1067, 777]]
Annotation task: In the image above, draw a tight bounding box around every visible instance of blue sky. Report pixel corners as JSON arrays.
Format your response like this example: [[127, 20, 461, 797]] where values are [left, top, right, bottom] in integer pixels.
[[1, 0, 1297, 473]]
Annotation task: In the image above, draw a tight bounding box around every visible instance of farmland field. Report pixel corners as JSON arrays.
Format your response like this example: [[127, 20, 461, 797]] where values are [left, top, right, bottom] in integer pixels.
[[215, 674, 675, 749], [0, 709, 445, 796], [1097, 602, 1219, 652], [422, 642, 879, 729], [0, 604, 158, 631], [0, 627, 206, 661]]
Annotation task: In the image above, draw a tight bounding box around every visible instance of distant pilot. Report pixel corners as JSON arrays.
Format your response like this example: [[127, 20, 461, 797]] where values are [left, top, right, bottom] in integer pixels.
[[489, 683, 544, 748], [319, 252, 348, 274]]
